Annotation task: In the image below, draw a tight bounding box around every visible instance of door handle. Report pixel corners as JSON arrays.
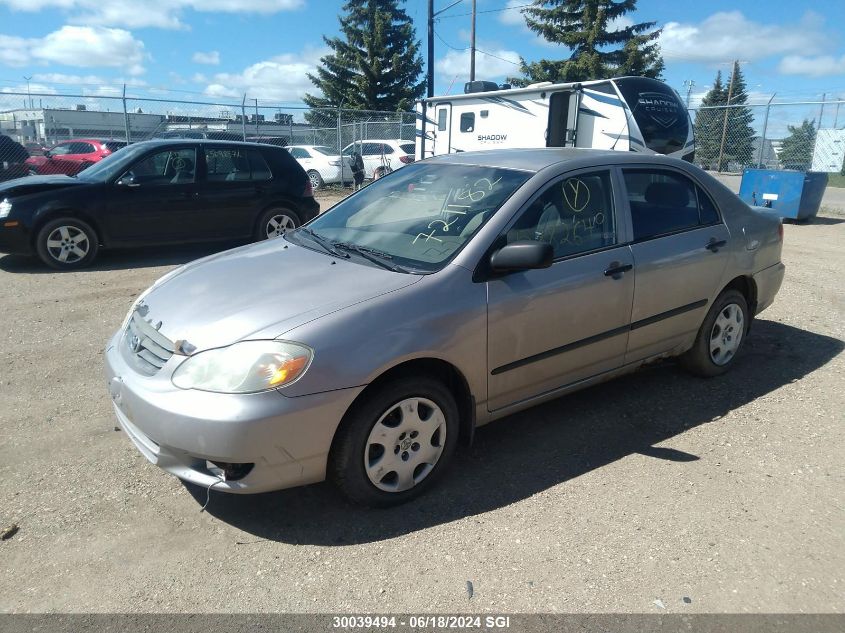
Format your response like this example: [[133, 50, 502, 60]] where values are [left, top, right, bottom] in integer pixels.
[[604, 262, 633, 279], [706, 238, 727, 252]]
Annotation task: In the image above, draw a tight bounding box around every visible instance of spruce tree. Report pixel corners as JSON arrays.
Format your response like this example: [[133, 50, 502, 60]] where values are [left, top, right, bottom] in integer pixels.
[[693, 71, 727, 170], [304, 0, 424, 112], [511, 0, 663, 86], [721, 61, 755, 170], [780, 119, 816, 171]]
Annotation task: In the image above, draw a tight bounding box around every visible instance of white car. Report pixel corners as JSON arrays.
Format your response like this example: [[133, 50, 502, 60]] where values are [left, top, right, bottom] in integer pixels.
[[342, 139, 416, 180], [286, 145, 347, 190]]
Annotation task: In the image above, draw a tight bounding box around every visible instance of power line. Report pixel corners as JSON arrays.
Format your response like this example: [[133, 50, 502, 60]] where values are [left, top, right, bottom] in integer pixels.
[[438, 2, 533, 20], [434, 30, 520, 65]]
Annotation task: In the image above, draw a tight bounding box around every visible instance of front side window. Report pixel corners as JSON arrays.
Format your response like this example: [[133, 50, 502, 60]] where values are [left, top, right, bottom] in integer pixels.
[[623, 169, 718, 241], [121, 148, 197, 185], [506, 171, 617, 259], [297, 163, 531, 272], [460, 112, 475, 133]]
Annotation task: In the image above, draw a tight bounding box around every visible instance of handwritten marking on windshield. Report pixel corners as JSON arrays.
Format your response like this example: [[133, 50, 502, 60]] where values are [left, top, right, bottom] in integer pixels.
[[412, 177, 504, 245]]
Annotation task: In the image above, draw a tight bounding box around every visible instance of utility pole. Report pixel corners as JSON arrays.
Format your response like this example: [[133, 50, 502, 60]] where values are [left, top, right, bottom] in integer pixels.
[[23, 76, 32, 109], [469, 0, 477, 82], [717, 62, 737, 173], [818, 93, 826, 129], [683, 79, 695, 108]]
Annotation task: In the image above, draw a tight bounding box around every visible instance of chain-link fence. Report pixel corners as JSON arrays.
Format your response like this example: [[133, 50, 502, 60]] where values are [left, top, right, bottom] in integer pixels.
[[0, 90, 415, 183], [688, 98, 845, 174]]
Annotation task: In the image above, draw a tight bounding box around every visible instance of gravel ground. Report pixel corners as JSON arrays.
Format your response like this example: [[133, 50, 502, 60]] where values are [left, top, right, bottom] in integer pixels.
[[0, 190, 842, 614]]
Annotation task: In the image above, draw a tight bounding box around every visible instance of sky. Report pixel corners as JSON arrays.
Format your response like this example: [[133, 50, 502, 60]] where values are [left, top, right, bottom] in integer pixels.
[[0, 0, 844, 123]]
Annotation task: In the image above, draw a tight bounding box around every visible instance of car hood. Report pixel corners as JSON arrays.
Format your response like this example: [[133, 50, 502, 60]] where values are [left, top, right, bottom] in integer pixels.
[[139, 238, 422, 351], [0, 174, 88, 197]]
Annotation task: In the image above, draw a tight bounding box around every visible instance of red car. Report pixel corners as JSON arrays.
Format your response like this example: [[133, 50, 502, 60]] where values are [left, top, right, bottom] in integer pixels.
[[26, 139, 127, 176]]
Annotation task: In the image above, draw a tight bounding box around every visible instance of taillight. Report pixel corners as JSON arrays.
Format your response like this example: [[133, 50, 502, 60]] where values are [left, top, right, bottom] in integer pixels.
[[303, 179, 314, 198], [399, 155, 414, 164], [778, 222, 784, 241]]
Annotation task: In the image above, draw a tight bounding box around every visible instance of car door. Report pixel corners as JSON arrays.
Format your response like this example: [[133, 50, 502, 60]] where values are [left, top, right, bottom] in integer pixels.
[[620, 166, 731, 364], [104, 146, 206, 244], [486, 168, 635, 412], [434, 103, 452, 155], [201, 145, 273, 238]]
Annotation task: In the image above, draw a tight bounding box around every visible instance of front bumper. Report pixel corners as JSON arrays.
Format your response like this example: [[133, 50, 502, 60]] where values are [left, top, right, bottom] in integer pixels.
[[752, 261, 786, 316], [104, 332, 363, 493], [0, 220, 34, 255]]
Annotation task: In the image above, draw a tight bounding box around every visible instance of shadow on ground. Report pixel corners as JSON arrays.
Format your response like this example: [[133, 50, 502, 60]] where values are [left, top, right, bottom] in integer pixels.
[[0, 241, 245, 274], [189, 319, 842, 545]]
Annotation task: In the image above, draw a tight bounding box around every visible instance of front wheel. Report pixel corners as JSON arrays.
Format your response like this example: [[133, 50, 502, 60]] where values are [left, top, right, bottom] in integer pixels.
[[256, 207, 301, 240], [330, 377, 459, 507], [680, 289, 749, 377], [35, 217, 99, 270]]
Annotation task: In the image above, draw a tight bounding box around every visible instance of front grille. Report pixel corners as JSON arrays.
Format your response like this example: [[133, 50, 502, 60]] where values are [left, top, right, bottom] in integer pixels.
[[124, 311, 175, 374]]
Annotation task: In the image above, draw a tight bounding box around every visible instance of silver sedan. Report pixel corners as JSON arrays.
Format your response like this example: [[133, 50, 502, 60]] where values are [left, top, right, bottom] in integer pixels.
[[104, 148, 785, 506]]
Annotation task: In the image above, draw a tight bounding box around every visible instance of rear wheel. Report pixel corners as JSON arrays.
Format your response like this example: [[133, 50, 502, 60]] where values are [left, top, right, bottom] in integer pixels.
[[681, 289, 748, 377], [256, 207, 301, 240], [307, 170, 324, 190], [330, 376, 459, 507], [35, 217, 99, 270]]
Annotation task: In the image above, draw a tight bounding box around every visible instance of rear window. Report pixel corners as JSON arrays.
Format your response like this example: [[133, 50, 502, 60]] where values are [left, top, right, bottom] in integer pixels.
[[400, 143, 415, 155], [615, 77, 689, 155]]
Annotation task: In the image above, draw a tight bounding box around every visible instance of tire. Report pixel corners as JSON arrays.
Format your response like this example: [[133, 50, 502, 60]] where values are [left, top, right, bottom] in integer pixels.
[[255, 207, 301, 240], [307, 170, 324, 190], [680, 289, 749, 377], [330, 376, 460, 507], [35, 217, 99, 270]]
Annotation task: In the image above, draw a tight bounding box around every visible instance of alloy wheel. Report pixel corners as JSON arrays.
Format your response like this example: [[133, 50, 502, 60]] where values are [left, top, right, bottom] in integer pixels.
[[265, 213, 296, 238], [364, 397, 447, 493], [45, 225, 90, 264]]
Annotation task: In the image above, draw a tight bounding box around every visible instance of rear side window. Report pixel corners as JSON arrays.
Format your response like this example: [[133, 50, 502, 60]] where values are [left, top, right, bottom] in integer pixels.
[[623, 169, 719, 241], [70, 142, 96, 154], [288, 147, 309, 159], [206, 147, 272, 182], [104, 141, 126, 152], [361, 143, 383, 156], [460, 112, 475, 133]]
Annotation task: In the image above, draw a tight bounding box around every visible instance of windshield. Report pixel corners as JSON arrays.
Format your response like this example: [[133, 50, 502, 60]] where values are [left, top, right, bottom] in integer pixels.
[[614, 77, 689, 155], [297, 162, 531, 273], [75, 144, 151, 182]]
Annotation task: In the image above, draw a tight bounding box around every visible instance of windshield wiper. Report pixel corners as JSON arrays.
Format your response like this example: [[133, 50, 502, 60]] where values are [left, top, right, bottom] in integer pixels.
[[332, 242, 410, 273], [294, 228, 349, 258]]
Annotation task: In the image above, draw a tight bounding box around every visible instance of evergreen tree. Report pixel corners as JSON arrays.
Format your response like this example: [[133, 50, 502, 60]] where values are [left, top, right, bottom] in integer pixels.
[[510, 0, 663, 86], [304, 0, 424, 112], [780, 119, 816, 171], [693, 71, 727, 169], [721, 61, 755, 169]]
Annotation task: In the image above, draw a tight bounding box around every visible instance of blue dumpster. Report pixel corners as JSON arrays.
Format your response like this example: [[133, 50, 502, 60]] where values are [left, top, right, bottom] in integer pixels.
[[738, 169, 828, 221]]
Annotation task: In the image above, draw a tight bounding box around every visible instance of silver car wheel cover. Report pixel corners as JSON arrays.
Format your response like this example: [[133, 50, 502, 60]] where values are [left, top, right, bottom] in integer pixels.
[[364, 397, 447, 493], [265, 213, 295, 238], [45, 225, 89, 263], [709, 302, 744, 366], [308, 171, 321, 189]]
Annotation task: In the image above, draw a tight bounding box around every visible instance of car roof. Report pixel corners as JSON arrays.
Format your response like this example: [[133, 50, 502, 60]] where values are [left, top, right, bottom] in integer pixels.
[[424, 147, 698, 173], [121, 139, 279, 150]]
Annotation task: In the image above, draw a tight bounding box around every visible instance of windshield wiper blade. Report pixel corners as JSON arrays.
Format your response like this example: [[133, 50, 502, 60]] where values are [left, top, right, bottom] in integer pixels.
[[333, 242, 409, 273], [295, 228, 349, 258]]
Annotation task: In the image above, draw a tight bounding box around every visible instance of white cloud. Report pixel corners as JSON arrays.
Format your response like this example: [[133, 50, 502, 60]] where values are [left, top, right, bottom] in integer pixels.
[[778, 54, 845, 77], [203, 46, 328, 102], [660, 11, 831, 63], [0, 26, 147, 75], [436, 46, 521, 83], [192, 51, 220, 65], [499, 0, 526, 27], [0, 0, 305, 30]]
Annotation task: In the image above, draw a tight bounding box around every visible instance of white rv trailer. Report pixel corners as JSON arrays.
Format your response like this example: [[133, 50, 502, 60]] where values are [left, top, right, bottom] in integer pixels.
[[416, 76, 694, 162]]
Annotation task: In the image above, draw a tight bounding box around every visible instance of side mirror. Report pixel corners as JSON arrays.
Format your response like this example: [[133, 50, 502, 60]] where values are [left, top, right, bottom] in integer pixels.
[[490, 240, 553, 273]]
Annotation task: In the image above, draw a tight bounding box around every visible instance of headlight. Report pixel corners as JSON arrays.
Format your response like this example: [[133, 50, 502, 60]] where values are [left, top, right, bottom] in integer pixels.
[[0, 199, 11, 219], [171, 340, 312, 394]]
